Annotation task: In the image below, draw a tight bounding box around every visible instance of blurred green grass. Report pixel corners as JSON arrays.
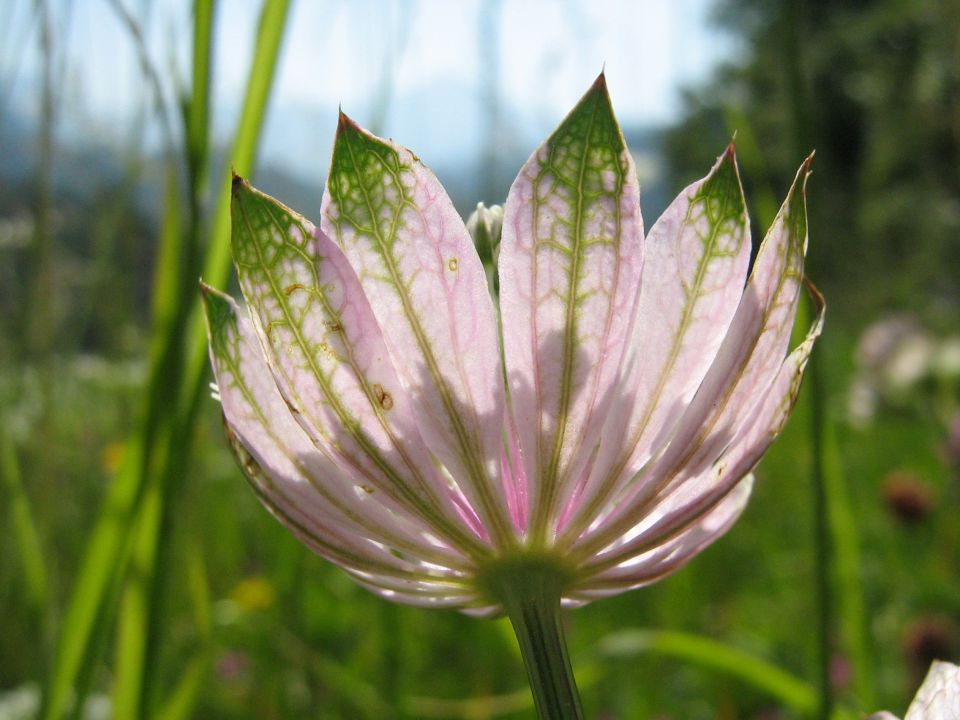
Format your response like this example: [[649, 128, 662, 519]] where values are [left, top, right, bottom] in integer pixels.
[[4, 317, 956, 719]]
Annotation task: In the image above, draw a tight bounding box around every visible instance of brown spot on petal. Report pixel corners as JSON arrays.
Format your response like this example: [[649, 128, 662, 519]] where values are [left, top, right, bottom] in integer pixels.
[[284, 282, 306, 296], [243, 454, 261, 478], [325, 319, 343, 332], [373, 383, 394, 410], [282, 396, 301, 416], [448, 257, 459, 272], [360, 485, 374, 494], [223, 416, 237, 441], [318, 342, 337, 360]]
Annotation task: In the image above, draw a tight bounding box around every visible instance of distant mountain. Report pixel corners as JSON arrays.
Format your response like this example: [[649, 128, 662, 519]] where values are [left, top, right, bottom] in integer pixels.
[[1, 89, 672, 237]]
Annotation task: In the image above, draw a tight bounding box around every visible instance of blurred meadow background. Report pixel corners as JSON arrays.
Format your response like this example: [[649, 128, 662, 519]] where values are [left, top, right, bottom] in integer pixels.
[[1, 0, 959, 718]]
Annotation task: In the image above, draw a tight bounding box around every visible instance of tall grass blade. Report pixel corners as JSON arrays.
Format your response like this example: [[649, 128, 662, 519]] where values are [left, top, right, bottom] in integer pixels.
[[808, 335, 834, 720], [112, 462, 164, 719], [110, 0, 216, 710], [155, 654, 209, 720], [40, 438, 142, 720], [822, 369, 872, 707], [185, 0, 215, 202], [136, 1, 291, 716], [1, 426, 48, 613], [598, 629, 856, 720], [39, 155, 183, 720]]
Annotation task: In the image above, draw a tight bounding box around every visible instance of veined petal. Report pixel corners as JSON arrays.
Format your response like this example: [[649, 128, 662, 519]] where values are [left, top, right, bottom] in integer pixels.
[[560, 146, 750, 543], [228, 178, 487, 556], [200, 285, 471, 580], [571, 475, 754, 599], [498, 73, 644, 543], [579, 279, 824, 571], [905, 661, 960, 719], [575, 156, 815, 557], [346, 569, 480, 607], [320, 115, 511, 544]]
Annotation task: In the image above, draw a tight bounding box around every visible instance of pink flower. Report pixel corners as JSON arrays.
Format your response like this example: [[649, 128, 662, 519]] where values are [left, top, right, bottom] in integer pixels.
[[202, 75, 822, 614]]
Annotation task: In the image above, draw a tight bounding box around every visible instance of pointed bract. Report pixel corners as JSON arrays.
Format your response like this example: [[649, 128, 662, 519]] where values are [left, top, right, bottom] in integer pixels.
[[321, 117, 512, 544], [559, 145, 751, 543], [571, 156, 817, 558], [229, 179, 487, 554], [499, 75, 645, 543], [200, 283, 479, 602]]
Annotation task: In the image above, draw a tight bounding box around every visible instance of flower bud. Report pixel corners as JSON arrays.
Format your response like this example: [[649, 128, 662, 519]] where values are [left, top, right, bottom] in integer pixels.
[[466, 202, 503, 267]]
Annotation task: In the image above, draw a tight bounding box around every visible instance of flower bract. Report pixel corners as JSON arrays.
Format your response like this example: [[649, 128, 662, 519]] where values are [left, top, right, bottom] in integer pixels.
[[868, 661, 960, 719], [202, 75, 823, 614]]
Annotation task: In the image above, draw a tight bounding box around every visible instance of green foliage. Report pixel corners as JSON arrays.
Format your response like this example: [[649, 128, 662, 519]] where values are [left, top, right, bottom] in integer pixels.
[[665, 0, 960, 713], [663, 0, 960, 326]]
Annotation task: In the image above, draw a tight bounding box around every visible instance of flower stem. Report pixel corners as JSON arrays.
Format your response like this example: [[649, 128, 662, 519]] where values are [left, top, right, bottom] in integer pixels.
[[482, 557, 584, 720]]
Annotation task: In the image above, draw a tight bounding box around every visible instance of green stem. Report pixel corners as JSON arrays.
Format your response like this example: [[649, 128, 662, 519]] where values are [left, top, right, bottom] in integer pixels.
[[808, 334, 834, 720], [482, 557, 584, 720]]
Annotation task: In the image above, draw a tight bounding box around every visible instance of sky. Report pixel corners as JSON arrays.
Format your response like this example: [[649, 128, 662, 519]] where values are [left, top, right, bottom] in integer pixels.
[[2, 0, 736, 185]]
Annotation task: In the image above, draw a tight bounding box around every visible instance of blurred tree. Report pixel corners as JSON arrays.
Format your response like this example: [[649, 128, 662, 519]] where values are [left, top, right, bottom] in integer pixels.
[[664, 0, 960, 326]]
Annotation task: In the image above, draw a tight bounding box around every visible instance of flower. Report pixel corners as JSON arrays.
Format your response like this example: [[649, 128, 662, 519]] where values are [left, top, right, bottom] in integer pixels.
[[846, 313, 960, 427], [868, 661, 960, 719], [882, 471, 935, 525], [201, 75, 822, 615]]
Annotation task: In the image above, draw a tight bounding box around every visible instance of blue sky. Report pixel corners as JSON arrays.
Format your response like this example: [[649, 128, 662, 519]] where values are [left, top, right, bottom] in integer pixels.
[[3, 0, 735, 183]]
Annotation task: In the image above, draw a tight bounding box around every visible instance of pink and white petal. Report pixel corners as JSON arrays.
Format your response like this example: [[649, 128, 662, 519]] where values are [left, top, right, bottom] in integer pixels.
[[229, 179, 488, 555], [498, 74, 644, 542], [578, 284, 823, 570], [574, 156, 814, 556], [559, 146, 751, 543], [500, 407, 530, 534], [572, 475, 753, 598], [353, 582, 482, 609], [905, 661, 960, 719], [248, 476, 459, 584], [346, 569, 480, 609], [320, 115, 512, 543], [201, 285, 470, 575]]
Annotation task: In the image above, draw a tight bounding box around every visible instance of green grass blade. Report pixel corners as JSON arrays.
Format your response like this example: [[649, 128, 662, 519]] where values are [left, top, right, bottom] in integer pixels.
[[134, 2, 292, 716], [196, 0, 290, 296], [822, 366, 872, 707], [112, 468, 164, 719], [597, 629, 856, 720], [1, 425, 48, 612], [797, 289, 868, 711], [39, 437, 142, 720], [179, 0, 292, 441], [39, 159, 182, 720], [155, 654, 209, 720], [111, 0, 218, 712], [807, 316, 834, 720], [185, 0, 214, 194], [40, 174, 180, 717]]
